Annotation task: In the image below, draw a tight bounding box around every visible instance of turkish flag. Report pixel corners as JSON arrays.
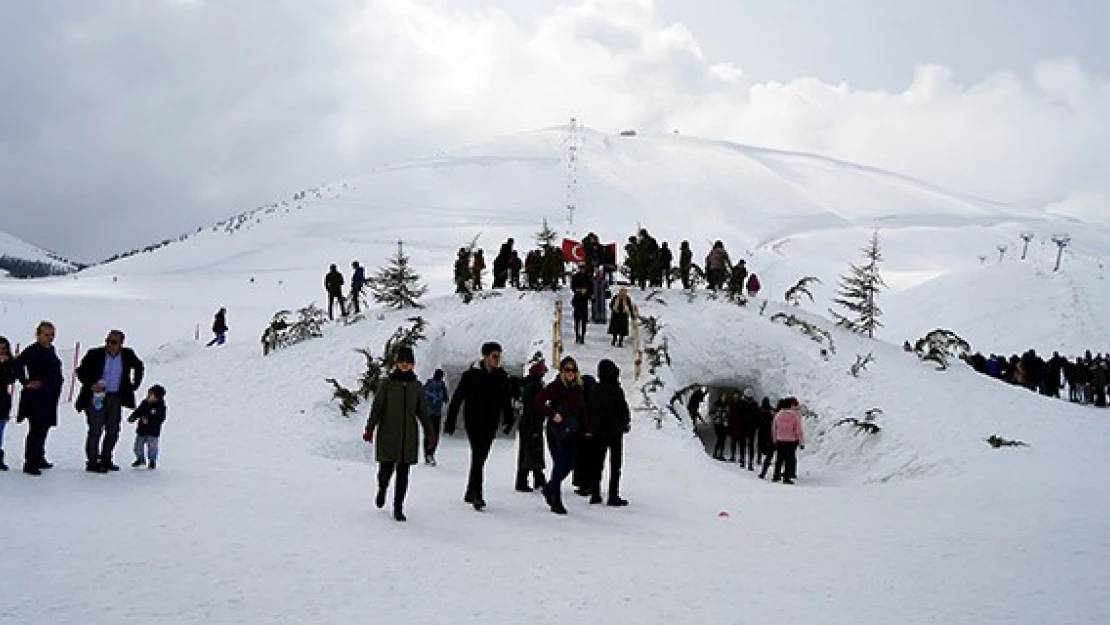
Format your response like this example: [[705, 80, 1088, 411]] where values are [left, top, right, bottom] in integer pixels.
[[561, 238, 585, 262]]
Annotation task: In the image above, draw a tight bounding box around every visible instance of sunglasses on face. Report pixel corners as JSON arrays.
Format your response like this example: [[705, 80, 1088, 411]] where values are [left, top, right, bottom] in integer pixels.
[[106, 339, 120, 345], [563, 367, 578, 373]]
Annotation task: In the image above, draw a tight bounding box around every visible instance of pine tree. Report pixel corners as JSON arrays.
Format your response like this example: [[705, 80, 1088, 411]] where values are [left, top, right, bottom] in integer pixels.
[[535, 218, 559, 248], [369, 240, 427, 309], [830, 231, 885, 338]]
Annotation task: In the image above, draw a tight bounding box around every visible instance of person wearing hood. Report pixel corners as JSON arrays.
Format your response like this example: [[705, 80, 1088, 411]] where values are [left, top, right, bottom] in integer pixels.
[[756, 397, 776, 479], [445, 342, 514, 511], [363, 346, 436, 522], [533, 355, 588, 515], [585, 359, 631, 506], [515, 361, 549, 492]]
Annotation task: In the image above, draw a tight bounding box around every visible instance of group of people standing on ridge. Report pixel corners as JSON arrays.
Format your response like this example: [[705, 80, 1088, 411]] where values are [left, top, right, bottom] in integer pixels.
[[360, 340, 632, 521], [323, 261, 367, 320], [962, 347, 1110, 408], [0, 322, 168, 476]]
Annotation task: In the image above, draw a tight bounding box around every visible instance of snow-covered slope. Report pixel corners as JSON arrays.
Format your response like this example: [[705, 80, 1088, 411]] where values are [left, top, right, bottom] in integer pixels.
[[0, 229, 78, 277]]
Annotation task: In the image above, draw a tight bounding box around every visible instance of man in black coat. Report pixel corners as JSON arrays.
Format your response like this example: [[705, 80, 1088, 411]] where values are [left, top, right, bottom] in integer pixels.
[[444, 341, 514, 511], [324, 264, 346, 320], [75, 330, 145, 472], [585, 359, 630, 506], [14, 321, 65, 475]]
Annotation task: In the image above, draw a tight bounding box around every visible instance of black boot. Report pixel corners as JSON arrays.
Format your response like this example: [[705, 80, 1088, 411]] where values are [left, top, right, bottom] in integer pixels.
[[393, 507, 407, 522], [607, 496, 629, 507], [533, 470, 547, 490], [375, 487, 387, 509], [23, 463, 41, 476], [0, 450, 7, 471], [515, 470, 533, 493], [590, 492, 603, 505]]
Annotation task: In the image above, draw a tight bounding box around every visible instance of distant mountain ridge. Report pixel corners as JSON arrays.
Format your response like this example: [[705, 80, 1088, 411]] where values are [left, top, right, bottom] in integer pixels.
[[0, 229, 81, 277]]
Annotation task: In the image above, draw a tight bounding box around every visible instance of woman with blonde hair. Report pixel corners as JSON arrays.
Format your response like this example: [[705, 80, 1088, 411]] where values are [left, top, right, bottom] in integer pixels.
[[608, 288, 636, 347], [533, 355, 589, 515]]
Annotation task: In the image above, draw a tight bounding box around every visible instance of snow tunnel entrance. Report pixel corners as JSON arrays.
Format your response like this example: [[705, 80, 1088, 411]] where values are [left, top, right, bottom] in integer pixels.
[[675, 381, 778, 465]]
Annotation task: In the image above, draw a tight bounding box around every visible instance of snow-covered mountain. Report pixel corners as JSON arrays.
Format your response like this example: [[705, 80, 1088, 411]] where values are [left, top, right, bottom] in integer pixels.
[[1, 126, 1108, 624], [0, 228, 79, 277]]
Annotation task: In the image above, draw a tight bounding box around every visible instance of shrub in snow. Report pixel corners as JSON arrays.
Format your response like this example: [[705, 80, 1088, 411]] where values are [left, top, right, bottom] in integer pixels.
[[644, 290, 666, 305], [770, 312, 836, 354], [325, 317, 427, 416], [369, 241, 427, 310], [830, 231, 885, 338], [849, 353, 875, 377], [534, 218, 559, 248], [784, 276, 821, 307], [913, 329, 971, 371], [639, 315, 663, 343], [262, 305, 327, 354], [834, 408, 883, 434], [325, 379, 361, 416], [986, 435, 1029, 449]]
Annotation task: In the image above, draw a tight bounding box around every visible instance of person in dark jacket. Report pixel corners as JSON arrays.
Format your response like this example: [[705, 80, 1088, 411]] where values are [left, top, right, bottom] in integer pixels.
[[492, 238, 514, 289], [206, 307, 228, 347], [13, 321, 64, 475], [324, 264, 346, 320], [350, 261, 366, 314], [445, 342, 514, 511], [127, 385, 167, 469], [0, 336, 15, 471], [533, 355, 588, 515], [570, 264, 593, 344], [608, 288, 636, 347], [678, 241, 693, 289], [423, 369, 448, 465], [515, 361, 549, 492], [729, 388, 759, 469], [363, 346, 435, 522], [585, 359, 630, 506], [656, 241, 673, 288], [75, 329, 145, 473], [757, 397, 776, 479]]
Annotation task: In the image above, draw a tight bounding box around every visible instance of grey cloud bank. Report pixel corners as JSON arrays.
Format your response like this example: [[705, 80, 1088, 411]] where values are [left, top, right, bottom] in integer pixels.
[[0, 0, 1107, 260]]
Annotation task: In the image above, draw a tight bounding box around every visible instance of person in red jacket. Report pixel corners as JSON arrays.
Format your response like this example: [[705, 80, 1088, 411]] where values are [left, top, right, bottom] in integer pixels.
[[771, 396, 804, 484], [745, 273, 761, 297], [533, 356, 588, 515]]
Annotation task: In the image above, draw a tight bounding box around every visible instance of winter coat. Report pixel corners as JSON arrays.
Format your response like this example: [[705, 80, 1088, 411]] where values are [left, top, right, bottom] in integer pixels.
[[324, 269, 344, 295], [586, 360, 630, 440], [608, 294, 634, 338], [746, 274, 761, 294], [14, 343, 64, 427], [75, 346, 145, 412], [679, 247, 692, 270], [517, 373, 547, 471], [772, 409, 804, 444], [129, 399, 168, 437], [534, 376, 589, 440], [0, 358, 16, 420], [423, 378, 448, 417], [706, 248, 729, 270], [366, 369, 433, 464], [728, 397, 759, 438], [445, 362, 514, 439], [351, 266, 366, 290], [757, 407, 775, 454], [212, 311, 228, 333]]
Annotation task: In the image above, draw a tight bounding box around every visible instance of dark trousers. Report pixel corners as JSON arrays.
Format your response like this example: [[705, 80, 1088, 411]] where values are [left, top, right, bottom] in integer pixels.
[[591, 436, 624, 499], [327, 292, 346, 319], [712, 424, 727, 458], [466, 434, 495, 498], [85, 394, 123, 464], [574, 315, 588, 342], [730, 432, 755, 464], [759, 447, 775, 477], [351, 287, 363, 314], [516, 426, 546, 487], [773, 442, 799, 480], [545, 429, 577, 501], [24, 420, 51, 466], [427, 414, 442, 455], [377, 462, 410, 509], [574, 434, 598, 490]]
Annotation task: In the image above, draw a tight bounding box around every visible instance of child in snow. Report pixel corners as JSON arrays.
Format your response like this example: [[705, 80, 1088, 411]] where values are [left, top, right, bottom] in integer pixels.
[[423, 369, 448, 465], [745, 273, 761, 297], [128, 385, 167, 469]]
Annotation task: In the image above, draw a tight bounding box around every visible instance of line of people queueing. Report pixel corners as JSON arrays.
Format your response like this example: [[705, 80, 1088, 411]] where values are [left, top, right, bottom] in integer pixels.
[[361, 341, 631, 521], [690, 386, 805, 484]]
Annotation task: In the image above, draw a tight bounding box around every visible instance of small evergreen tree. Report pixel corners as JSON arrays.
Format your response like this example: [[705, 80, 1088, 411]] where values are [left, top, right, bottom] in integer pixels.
[[535, 218, 559, 248], [830, 232, 885, 338], [369, 240, 427, 309]]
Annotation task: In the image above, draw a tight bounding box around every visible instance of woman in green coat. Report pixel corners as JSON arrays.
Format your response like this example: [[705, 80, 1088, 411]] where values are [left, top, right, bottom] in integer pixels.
[[363, 346, 435, 522]]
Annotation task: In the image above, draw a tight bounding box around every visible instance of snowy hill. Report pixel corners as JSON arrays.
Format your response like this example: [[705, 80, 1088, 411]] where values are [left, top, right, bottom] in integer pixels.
[[0, 229, 79, 277], [1, 126, 1110, 623]]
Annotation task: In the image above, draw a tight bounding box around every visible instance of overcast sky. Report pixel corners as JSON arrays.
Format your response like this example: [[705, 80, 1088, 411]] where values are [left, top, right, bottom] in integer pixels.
[[1, 0, 1107, 261]]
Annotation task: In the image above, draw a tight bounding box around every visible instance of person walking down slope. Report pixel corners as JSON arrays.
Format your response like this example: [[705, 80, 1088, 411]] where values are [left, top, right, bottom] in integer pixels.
[[423, 369, 449, 466], [75, 329, 145, 473], [745, 273, 761, 298], [533, 356, 589, 515], [771, 397, 805, 484], [363, 346, 435, 522], [0, 336, 16, 471], [608, 288, 636, 347], [325, 264, 347, 320], [13, 321, 65, 475], [515, 361, 549, 492], [570, 264, 593, 344], [585, 359, 631, 506], [444, 342, 515, 511], [206, 307, 228, 347], [350, 261, 367, 314]]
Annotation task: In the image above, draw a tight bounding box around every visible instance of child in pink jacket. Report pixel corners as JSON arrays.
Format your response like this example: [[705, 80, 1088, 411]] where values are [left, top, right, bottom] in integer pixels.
[[771, 397, 804, 484]]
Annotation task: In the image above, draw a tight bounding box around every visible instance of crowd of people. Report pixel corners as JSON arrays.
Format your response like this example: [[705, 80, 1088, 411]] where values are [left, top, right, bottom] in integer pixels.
[[0, 322, 167, 475], [688, 386, 806, 484], [963, 348, 1110, 407]]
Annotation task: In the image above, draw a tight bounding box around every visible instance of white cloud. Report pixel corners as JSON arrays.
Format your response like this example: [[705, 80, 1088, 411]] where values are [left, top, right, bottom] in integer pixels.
[[1, 0, 1108, 259]]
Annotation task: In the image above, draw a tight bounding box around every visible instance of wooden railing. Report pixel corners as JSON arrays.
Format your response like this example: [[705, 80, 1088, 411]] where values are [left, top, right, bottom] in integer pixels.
[[553, 299, 564, 366]]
